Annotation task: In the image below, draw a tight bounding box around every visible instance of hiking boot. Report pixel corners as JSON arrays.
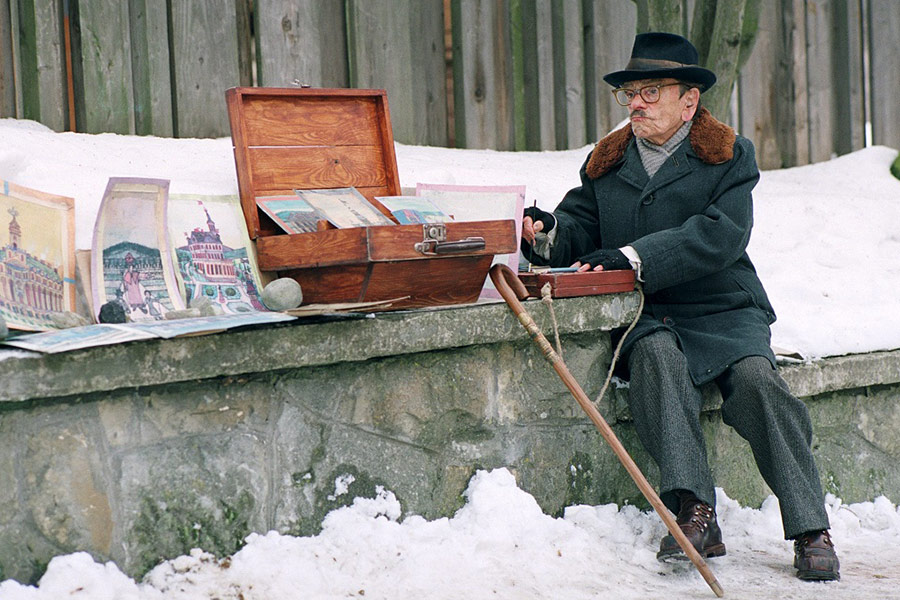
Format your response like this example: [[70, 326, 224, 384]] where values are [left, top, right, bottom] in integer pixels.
[[794, 530, 840, 581], [656, 491, 726, 562]]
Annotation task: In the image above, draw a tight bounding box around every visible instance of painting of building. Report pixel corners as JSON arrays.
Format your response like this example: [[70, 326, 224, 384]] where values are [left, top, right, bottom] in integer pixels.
[[169, 194, 266, 313], [0, 181, 75, 331]]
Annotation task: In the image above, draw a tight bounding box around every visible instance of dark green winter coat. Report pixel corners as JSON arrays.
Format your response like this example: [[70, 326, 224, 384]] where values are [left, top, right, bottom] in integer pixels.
[[545, 108, 776, 385]]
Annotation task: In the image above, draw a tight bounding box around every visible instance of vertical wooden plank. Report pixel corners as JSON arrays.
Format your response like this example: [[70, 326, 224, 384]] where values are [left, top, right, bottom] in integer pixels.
[[510, 0, 526, 150], [738, 0, 781, 169], [534, 0, 556, 149], [234, 0, 252, 86], [408, 0, 448, 146], [128, 0, 173, 137], [347, 1, 413, 144], [452, 0, 514, 149], [786, 0, 809, 165], [15, 0, 67, 130], [830, 0, 864, 155], [585, 1, 636, 140], [73, 0, 134, 133], [254, 0, 347, 88], [346, 0, 447, 146], [169, 0, 241, 138], [561, 0, 585, 148], [740, 0, 808, 168], [804, 0, 834, 163], [869, 0, 900, 149], [1, 0, 16, 117], [550, 1, 567, 147]]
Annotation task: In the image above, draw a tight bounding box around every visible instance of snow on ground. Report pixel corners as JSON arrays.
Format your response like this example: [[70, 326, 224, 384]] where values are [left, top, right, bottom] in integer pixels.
[[2, 120, 900, 598], [1, 469, 899, 600]]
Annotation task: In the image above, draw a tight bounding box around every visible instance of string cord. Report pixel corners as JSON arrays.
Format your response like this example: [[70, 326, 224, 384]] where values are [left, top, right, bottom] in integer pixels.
[[541, 282, 645, 407], [593, 283, 644, 408]]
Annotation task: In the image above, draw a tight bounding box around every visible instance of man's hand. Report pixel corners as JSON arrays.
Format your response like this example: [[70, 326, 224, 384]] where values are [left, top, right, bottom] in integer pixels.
[[522, 206, 556, 244], [573, 248, 632, 272]]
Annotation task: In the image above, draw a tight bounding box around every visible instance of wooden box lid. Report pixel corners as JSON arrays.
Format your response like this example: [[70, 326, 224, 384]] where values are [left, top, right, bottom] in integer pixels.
[[226, 87, 401, 239]]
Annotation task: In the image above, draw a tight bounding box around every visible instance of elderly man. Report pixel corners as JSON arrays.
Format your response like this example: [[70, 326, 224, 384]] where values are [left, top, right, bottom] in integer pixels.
[[521, 32, 839, 581]]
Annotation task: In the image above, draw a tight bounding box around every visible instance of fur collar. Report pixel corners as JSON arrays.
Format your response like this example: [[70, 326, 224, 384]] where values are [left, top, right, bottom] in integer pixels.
[[585, 107, 736, 179]]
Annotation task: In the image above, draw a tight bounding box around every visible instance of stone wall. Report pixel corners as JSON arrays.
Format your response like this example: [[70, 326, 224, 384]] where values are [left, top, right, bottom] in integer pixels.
[[2, 293, 899, 584]]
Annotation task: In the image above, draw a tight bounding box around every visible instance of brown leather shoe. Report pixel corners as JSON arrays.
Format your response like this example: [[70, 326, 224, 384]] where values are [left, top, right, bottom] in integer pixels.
[[656, 491, 726, 562], [794, 530, 840, 581]]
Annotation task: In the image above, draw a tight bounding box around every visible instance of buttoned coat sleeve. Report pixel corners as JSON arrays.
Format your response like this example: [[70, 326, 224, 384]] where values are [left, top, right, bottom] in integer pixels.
[[538, 153, 603, 268]]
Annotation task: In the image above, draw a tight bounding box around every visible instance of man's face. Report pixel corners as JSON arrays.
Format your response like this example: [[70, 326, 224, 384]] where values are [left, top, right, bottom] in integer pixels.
[[622, 78, 698, 145]]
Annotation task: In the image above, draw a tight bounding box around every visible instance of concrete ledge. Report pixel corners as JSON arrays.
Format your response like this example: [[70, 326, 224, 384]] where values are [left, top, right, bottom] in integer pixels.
[[0, 292, 640, 404], [781, 350, 900, 397]]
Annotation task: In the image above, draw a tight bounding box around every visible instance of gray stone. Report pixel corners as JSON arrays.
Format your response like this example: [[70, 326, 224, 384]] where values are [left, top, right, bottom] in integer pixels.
[[261, 278, 303, 311], [189, 296, 224, 317], [98, 302, 127, 324], [0, 316, 6, 340], [49, 311, 91, 329], [164, 308, 203, 320]]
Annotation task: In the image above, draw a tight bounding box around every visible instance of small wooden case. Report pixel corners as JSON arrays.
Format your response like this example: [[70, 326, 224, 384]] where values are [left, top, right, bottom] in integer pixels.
[[517, 270, 635, 298], [226, 87, 516, 309]]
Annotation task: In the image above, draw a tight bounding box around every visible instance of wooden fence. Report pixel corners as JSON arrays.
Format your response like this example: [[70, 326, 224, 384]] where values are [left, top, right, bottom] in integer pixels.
[[1, 0, 898, 170]]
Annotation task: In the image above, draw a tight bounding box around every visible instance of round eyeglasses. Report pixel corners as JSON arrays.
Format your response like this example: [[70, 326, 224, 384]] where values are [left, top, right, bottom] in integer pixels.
[[611, 82, 683, 106]]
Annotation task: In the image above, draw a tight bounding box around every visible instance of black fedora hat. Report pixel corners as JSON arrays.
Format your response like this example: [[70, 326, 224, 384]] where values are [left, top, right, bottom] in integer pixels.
[[603, 32, 716, 92]]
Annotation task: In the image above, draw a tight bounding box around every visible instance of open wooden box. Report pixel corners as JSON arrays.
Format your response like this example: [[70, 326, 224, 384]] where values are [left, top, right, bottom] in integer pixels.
[[226, 87, 516, 309]]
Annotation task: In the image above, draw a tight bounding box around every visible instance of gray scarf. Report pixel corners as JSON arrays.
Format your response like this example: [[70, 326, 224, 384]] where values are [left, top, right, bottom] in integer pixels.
[[635, 120, 692, 177]]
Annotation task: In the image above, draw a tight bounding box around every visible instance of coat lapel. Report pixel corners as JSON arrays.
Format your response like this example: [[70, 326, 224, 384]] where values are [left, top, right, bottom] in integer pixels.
[[641, 142, 694, 198], [616, 143, 650, 190]]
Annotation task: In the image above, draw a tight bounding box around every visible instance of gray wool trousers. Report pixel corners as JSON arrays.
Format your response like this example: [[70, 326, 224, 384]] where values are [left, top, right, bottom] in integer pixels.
[[626, 330, 830, 540]]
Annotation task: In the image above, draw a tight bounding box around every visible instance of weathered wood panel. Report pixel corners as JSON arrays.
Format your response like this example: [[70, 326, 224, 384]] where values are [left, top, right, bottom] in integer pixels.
[[534, 0, 556, 149], [451, 0, 515, 149], [559, 0, 586, 148], [74, 0, 134, 133], [15, 0, 67, 130], [346, 0, 447, 146], [830, 0, 865, 155], [408, 0, 449, 147], [739, 0, 810, 168], [169, 0, 242, 137], [868, 0, 900, 149], [782, 0, 809, 166], [585, 1, 636, 140], [738, 1, 781, 169], [235, 0, 252, 87], [254, 0, 347, 88], [1, 0, 16, 117], [804, 0, 835, 163], [128, 0, 173, 137]]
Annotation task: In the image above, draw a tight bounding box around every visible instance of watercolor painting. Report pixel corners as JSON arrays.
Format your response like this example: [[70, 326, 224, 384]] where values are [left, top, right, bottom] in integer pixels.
[[256, 195, 321, 234], [374, 195, 450, 224], [0, 179, 76, 330], [168, 193, 267, 313], [91, 177, 185, 322], [295, 187, 394, 228]]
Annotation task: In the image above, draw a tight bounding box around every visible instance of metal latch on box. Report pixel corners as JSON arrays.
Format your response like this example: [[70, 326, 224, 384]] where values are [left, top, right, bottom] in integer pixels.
[[414, 224, 486, 255]]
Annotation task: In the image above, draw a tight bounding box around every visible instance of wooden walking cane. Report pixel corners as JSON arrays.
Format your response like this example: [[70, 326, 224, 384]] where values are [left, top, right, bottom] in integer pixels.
[[489, 264, 725, 598]]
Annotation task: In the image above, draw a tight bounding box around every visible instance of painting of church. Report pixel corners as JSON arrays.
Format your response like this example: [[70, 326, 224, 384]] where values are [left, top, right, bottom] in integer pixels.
[[172, 198, 265, 313], [0, 181, 75, 331]]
